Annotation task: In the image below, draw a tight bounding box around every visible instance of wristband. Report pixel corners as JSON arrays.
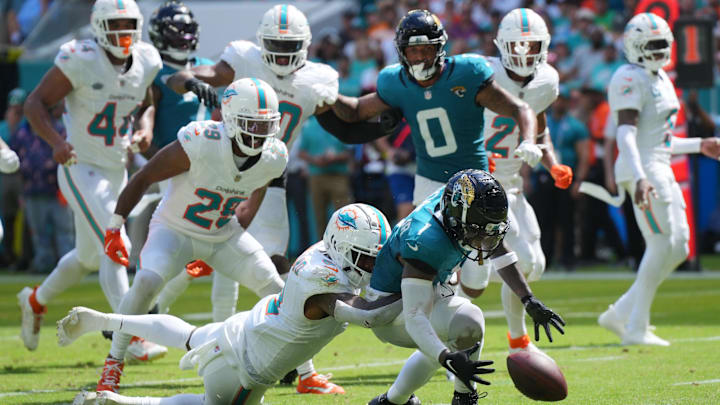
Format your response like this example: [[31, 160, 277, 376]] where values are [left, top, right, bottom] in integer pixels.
[[521, 294, 533, 304], [490, 251, 518, 271], [108, 214, 125, 229]]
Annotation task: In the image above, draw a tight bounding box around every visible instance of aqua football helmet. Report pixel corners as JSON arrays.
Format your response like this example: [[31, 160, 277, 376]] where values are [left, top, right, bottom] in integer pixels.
[[221, 78, 281, 156], [256, 4, 312, 77], [91, 0, 143, 59], [323, 203, 391, 289], [495, 8, 550, 77], [623, 12, 674, 73], [441, 169, 509, 260]]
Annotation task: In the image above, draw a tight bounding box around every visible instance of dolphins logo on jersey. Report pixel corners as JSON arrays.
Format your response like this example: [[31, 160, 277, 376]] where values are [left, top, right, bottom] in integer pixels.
[[321, 272, 339, 287], [451, 86, 466, 98], [336, 209, 358, 231]]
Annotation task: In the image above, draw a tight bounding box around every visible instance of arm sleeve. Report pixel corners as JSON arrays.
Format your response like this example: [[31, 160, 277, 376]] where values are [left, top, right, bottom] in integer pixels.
[[400, 277, 447, 362], [333, 298, 403, 328], [315, 110, 386, 144], [616, 124, 646, 181], [671, 136, 702, 154]]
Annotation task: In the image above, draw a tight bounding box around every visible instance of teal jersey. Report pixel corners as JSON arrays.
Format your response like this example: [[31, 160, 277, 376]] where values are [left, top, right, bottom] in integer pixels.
[[152, 57, 214, 148], [370, 187, 467, 293], [376, 54, 494, 183]]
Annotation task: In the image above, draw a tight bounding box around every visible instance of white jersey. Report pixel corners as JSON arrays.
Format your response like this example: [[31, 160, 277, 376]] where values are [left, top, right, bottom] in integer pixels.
[[608, 64, 680, 182], [54, 39, 161, 169], [220, 40, 338, 148], [229, 242, 354, 384], [153, 120, 288, 243], [483, 57, 559, 193]]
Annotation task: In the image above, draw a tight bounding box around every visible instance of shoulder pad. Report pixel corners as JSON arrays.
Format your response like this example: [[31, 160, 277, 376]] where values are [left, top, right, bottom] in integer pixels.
[[292, 61, 338, 90]]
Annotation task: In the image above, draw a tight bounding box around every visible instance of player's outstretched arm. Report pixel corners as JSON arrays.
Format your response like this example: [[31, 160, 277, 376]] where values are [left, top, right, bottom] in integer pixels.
[[492, 245, 565, 342], [308, 292, 402, 328], [24, 66, 76, 166], [166, 61, 235, 108], [316, 109, 387, 144]]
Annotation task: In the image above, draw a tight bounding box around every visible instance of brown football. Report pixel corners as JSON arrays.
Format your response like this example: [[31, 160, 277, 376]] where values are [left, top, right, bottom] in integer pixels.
[[506, 351, 568, 401]]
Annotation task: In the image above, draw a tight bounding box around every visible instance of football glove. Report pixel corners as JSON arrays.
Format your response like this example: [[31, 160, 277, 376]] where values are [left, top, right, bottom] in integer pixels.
[[380, 108, 403, 136], [186, 259, 213, 278], [0, 148, 19, 173], [522, 294, 566, 342], [439, 343, 495, 391], [104, 228, 129, 267], [488, 152, 502, 174], [550, 164, 573, 189], [185, 78, 218, 109], [513, 140, 543, 167]]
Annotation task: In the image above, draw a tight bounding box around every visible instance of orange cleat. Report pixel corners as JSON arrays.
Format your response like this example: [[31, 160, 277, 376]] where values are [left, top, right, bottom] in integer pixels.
[[97, 355, 124, 393], [297, 373, 346, 395]]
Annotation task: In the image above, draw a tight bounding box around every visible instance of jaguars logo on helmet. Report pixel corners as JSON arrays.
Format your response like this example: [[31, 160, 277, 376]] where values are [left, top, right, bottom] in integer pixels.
[[394, 9, 448, 82], [441, 169, 509, 260]]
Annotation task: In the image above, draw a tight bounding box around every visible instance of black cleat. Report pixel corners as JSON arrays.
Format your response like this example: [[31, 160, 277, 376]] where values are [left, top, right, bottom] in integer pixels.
[[368, 392, 421, 405], [279, 369, 298, 385], [451, 391, 487, 405]]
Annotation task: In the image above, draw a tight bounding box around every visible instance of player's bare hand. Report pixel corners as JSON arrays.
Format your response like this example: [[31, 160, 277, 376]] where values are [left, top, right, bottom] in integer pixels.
[[53, 141, 77, 166], [700, 138, 720, 160], [634, 178, 656, 210]]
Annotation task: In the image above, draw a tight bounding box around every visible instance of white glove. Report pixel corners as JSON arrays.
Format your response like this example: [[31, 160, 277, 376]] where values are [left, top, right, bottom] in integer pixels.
[[0, 148, 20, 173], [513, 140, 543, 167], [128, 134, 143, 153], [312, 83, 338, 108]]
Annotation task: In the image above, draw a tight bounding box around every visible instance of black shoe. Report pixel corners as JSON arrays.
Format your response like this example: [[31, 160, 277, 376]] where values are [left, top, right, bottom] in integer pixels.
[[368, 392, 420, 405], [451, 391, 487, 405], [102, 330, 113, 340], [279, 369, 298, 385]]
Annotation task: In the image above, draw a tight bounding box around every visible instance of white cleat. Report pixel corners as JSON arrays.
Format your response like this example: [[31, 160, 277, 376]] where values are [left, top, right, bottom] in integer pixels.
[[125, 336, 168, 363], [57, 307, 108, 346], [73, 390, 127, 405], [598, 304, 625, 339], [622, 329, 670, 346], [17, 287, 43, 351]]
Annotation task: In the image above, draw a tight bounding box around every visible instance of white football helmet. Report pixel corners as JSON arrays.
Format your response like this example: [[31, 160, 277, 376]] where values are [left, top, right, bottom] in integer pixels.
[[221, 78, 281, 156], [494, 8, 550, 77], [323, 203, 391, 289], [91, 0, 143, 59], [623, 12, 674, 73], [256, 4, 312, 77]]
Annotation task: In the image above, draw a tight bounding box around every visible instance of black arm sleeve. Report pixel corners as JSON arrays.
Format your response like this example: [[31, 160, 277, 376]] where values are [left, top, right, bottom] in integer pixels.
[[316, 110, 386, 144], [403, 258, 439, 276]]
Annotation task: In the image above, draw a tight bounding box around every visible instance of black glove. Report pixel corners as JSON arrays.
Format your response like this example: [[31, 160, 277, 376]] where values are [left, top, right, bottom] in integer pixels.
[[439, 343, 494, 391], [522, 294, 566, 342], [380, 107, 403, 136], [185, 78, 219, 109]]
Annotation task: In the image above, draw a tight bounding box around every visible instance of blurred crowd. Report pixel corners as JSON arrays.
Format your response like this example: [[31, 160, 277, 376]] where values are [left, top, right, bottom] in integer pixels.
[[3, 0, 720, 272]]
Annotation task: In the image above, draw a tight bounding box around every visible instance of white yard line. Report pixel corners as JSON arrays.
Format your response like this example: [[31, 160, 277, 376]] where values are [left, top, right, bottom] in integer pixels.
[[673, 379, 720, 386]]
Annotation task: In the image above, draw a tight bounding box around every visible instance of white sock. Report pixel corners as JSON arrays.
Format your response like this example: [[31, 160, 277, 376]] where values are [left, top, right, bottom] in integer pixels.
[[387, 350, 437, 403], [211, 272, 238, 322], [109, 270, 164, 360], [501, 282, 527, 339], [104, 313, 194, 350], [99, 256, 129, 312], [101, 392, 203, 405], [36, 250, 91, 305], [156, 272, 193, 314], [297, 359, 315, 379]]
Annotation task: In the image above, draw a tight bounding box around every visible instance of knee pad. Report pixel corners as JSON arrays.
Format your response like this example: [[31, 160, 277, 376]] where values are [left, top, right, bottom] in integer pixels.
[[447, 302, 485, 351], [459, 260, 490, 290]]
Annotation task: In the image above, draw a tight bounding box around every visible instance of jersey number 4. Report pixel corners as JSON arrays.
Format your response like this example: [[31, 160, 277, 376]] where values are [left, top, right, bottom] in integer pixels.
[[183, 188, 246, 230], [87, 102, 140, 146]]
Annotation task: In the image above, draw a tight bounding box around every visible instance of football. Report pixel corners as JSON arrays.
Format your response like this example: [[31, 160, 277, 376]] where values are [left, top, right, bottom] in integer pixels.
[[506, 351, 568, 401]]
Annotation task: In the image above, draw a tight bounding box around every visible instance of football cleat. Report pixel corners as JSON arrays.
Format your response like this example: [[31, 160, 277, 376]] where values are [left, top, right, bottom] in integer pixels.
[[97, 356, 124, 393], [125, 336, 168, 363], [368, 392, 421, 405], [598, 305, 626, 339], [452, 390, 487, 405], [73, 390, 129, 405], [622, 329, 670, 347], [57, 306, 108, 346], [297, 372, 345, 394], [508, 333, 553, 360], [18, 286, 45, 351]]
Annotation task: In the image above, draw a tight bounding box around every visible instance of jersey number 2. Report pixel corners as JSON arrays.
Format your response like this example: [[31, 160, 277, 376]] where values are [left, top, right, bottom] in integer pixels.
[[183, 188, 246, 230], [88, 102, 140, 146], [485, 116, 517, 158]]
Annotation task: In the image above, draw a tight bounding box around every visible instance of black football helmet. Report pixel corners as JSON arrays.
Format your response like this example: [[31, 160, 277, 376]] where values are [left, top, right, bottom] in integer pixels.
[[395, 9, 448, 81], [149, 1, 199, 62], [441, 169, 509, 260]]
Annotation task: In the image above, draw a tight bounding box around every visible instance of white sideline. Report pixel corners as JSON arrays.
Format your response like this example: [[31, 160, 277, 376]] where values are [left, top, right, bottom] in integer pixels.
[[2, 335, 719, 399]]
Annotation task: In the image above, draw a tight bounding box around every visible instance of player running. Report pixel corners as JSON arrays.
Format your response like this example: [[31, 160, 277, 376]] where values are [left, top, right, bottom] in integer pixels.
[[165, 4, 344, 393], [597, 12, 720, 346], [61, 203, 402, 405], [366, 169, 565, 405], [96, 78, 287, 392], [481, 8, 571, 355], [18, 0, 162, 360]]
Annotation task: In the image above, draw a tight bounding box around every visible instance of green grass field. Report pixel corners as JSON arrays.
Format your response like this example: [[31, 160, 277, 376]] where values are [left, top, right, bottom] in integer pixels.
[[1, 272, 719, 405]]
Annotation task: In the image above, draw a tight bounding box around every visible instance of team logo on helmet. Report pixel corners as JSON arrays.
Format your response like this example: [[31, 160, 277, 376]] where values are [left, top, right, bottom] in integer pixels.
[[336, 210, 358, 230], [452, 174, 475, 207], [222, 88, 239, 104]]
